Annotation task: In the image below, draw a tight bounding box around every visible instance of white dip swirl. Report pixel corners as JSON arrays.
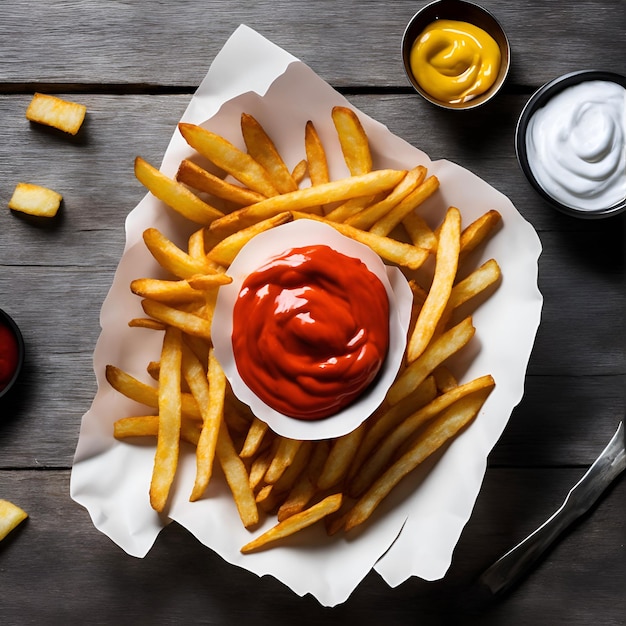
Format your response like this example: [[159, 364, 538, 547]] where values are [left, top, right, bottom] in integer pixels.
[[526, 80, 626, 211]]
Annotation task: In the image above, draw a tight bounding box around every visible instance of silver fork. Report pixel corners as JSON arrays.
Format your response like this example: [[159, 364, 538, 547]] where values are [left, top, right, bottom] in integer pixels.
[[477, 421, 625, 597]]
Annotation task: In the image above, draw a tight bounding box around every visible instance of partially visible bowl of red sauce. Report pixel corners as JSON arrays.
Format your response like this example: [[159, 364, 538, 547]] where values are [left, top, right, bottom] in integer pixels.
[[0, 309, 25, 401], [212, 219, 413, 440]]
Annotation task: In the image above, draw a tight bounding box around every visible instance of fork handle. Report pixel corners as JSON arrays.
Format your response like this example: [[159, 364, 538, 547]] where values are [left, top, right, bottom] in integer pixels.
[[478, 496, 580, 595]]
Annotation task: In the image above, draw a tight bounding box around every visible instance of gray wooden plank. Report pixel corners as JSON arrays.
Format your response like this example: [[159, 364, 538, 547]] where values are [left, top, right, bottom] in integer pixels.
[[0, 1, 624, 89], [0, 468, 623, 624]]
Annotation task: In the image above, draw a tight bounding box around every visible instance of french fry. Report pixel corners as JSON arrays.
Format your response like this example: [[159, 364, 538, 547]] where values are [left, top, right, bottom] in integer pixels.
[[349, 375, 495, 497], [216, 422, 259, 528], [141, 299, 212, 340], [277, 441, 330, 521], [241, 493, 342, 553], [323, 195, 379, 223], [432, 366, 459, 393], [270, 440, 314, 496], [304, 121, 330, 187], [459, 209, 502, 260], [178, 123, 279, 198], [176, 159, 266, 206], [249, 444, 276, 490], [331, 106, 372, 175], [347, 376, 438, 482], [0, 500, 28, 541], [187, 228, 206, 260], [25, 92, 86, 135], [291, 160, 308, 185], [264, 438, 303, 484], [293, 212, 429, 270], [241, 113, 299, 194], [207, 212, 293, 267], [387, 316, 476, 405], [105, 364, 201, 420], [369, 175, 440, 237], [448, 258, 501, 312], [316, 423, 367, 491], [240, 417, 270, 459], [8, 182, 62, 218], [407, 207, 461, 362], [150, 327, 183, 512], [135, 157, 224, 225], [131, 278, 206, 304], [114, 415, 201, 446], [209, 169, 407, 237], [183, 346, 225, 501], [128, 318, 167, 331], [344, 387, 492, 531], [185, 273, 232, 290], [142, 227, 217, 279], [346, 165, 427, 230], [402, 211, 438, 252]]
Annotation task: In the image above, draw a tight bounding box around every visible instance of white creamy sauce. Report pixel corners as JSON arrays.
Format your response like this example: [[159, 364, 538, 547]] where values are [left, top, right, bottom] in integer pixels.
[[525, 80, 626, 211]]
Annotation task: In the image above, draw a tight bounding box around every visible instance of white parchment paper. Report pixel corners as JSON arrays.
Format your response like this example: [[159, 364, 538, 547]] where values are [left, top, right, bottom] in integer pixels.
[[70, 25, 543, 607]]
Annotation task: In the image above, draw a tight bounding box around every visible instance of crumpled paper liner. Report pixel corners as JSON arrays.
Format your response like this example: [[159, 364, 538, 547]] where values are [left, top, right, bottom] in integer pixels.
[[70, 25, 543, 607]]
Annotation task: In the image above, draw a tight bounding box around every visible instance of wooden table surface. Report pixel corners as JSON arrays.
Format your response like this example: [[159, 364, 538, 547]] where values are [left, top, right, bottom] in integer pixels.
[[1, 1, 624, 623]]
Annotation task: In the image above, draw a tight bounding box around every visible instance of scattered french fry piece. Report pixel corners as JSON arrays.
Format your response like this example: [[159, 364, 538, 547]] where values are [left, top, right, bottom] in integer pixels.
[[25, 92, 86, 135], [0, 500, 28, 541], [8, 182, 62, 218]]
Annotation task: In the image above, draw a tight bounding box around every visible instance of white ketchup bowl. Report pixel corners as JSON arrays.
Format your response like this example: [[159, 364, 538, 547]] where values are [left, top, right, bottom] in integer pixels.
[[211, 219, 413, 441]]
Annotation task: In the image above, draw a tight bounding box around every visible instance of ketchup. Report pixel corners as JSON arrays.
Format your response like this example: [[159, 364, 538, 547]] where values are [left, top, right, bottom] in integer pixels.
[[232, 245, 389, 420], [0, 324, 20, 392]]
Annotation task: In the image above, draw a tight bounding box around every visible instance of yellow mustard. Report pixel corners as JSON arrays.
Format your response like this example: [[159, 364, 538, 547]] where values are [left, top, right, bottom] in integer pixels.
[[410, 19, 501, 105]]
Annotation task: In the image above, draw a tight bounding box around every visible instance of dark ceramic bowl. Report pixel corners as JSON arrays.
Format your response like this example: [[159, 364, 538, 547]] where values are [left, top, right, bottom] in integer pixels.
[[0, 308, 25, 400], [401, 0, 510, 110], [515, 70, 626, 219]]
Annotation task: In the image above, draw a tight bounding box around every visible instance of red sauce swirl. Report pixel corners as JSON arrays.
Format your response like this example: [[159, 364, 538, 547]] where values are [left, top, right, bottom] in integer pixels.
[[0, 324, 19, 391], [232, 245, 389, 420]]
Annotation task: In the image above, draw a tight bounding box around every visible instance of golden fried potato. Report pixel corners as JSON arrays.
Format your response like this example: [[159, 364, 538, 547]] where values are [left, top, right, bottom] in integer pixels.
[[25, 92, 86, 135], [8, 182, 62, 217]]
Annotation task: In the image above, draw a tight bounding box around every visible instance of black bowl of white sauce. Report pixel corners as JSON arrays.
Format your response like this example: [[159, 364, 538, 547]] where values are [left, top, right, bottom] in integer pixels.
[[516, 70, 626, 218]]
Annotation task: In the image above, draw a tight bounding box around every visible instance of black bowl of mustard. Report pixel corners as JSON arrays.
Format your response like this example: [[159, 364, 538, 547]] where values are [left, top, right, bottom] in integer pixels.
[[402, 0, 510, 110], [0, 309, 25, 401]]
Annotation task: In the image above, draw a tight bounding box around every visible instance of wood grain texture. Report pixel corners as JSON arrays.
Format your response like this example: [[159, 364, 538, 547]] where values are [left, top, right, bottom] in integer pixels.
[[0, 470, 623, 625], [0, 0, 624, 623], [0, 1, 624, 89]]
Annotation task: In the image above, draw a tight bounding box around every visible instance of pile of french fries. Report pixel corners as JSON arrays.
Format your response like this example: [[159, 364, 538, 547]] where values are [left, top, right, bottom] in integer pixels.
[[107, 105, 502, 553]]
